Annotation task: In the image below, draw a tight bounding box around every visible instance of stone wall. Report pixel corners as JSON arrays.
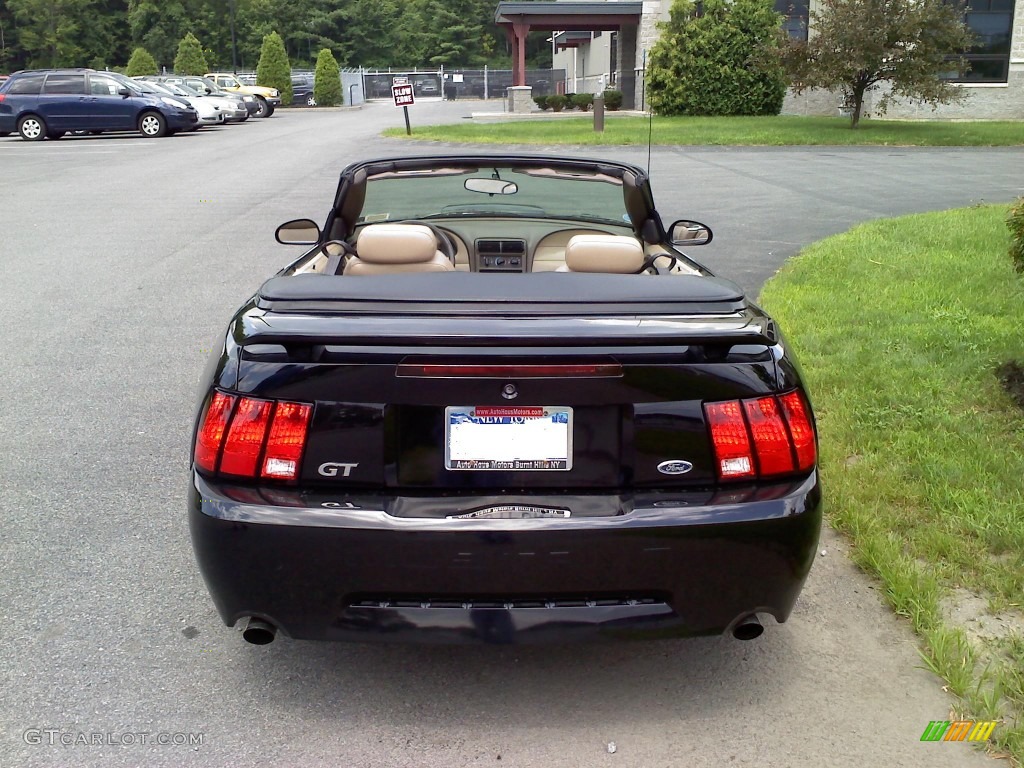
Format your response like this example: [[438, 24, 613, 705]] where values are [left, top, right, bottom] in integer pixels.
[[637, 0, 671, 110]]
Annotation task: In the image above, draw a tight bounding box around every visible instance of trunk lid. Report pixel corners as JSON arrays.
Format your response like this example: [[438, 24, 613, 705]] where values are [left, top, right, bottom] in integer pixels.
[[226, 273, 781, 490]]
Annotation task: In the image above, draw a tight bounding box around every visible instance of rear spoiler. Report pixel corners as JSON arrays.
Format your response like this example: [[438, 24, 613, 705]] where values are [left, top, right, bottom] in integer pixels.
[[255, 273, 747, 317], [242, 274, 778, 347]]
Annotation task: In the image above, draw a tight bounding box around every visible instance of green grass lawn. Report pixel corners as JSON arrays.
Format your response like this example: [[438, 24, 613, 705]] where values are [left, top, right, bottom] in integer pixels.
[[385, 115, 1024, 146], [759, 205, 1024, 762]]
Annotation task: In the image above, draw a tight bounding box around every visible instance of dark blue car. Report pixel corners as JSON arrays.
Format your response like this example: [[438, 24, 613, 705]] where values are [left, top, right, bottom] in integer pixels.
[[0, 68, 198, 141]]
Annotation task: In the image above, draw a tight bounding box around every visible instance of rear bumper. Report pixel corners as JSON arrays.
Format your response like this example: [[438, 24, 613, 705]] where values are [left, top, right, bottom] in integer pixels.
[[189, 473, 822, 643]]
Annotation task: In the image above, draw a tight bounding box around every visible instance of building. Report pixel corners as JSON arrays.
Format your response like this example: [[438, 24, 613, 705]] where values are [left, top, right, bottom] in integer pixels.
[[495, 0, 1024, 118]]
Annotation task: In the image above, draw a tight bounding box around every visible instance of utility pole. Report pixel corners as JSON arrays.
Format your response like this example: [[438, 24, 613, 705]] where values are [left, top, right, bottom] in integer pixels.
[[230, 0, 238, 72]]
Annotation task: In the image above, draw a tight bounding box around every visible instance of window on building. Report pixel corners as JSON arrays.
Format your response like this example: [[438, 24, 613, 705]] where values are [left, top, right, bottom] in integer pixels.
[[947, 0, 1016, 83], [775, 0, 809, 41]]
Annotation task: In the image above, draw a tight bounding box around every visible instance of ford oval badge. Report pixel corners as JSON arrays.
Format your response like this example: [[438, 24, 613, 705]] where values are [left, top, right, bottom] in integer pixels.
[[657, 460, 694, 475]]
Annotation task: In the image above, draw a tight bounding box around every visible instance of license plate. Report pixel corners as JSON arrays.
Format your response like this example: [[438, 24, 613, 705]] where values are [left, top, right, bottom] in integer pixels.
[[445, 406, 572, 471]]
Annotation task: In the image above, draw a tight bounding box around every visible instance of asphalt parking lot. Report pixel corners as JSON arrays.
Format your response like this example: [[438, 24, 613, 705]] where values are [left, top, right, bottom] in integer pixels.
[[2, 101, 1022, 768]]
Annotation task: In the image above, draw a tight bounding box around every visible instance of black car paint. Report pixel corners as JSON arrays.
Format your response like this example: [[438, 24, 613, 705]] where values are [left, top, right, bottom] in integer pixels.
[[190, 472, 820, 643], [189, 155, 821, 644]]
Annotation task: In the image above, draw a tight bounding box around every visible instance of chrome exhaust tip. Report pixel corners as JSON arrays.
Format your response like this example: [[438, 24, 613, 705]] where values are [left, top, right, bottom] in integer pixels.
[[242, 617, 277, 645], [731, 614, 764, 641]]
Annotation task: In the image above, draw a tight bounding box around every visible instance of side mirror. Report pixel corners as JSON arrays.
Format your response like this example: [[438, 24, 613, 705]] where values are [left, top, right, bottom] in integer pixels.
[[669, 219, 713, 247], [276, 218, 321, 245], [118, 87, 130, 98]]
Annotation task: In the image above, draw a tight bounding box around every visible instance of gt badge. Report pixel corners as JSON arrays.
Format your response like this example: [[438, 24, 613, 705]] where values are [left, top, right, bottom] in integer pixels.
[[319, 462, 359, 477]]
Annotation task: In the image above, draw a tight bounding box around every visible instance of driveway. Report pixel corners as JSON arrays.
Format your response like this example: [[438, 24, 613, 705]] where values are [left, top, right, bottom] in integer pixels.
[[1, 101, 1020, 768]]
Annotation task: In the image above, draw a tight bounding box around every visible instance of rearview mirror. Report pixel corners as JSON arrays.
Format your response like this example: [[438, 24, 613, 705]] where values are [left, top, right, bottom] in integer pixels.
[[276, 218, 320, 245], [118, 87, 130, 97], [465, 178, 518, 196], [669, 219, 713, 247]]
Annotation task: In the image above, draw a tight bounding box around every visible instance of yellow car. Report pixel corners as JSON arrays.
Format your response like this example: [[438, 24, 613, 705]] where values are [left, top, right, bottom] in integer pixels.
[[205, 73, 281, 117]]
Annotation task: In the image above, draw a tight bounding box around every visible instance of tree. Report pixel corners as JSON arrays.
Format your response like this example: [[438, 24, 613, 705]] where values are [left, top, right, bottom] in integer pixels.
[[256, 31, 292, 103], [313, 47, 341, 106], [7, 0, 93, 69], [779, 0, 974, 127], [173, 31, 208, 75], [126, 46, 158, 75], [647, 0, 787, 117], [128, 0, 187, 70]]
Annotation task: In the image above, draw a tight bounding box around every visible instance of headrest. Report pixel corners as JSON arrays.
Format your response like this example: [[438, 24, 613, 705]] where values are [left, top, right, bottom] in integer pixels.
[[564, 234, 645, 274], [356, 224, 439, 264]]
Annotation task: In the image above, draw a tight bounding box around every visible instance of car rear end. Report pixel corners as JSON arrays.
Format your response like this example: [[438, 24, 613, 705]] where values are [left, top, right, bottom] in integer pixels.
[[0, 76, 15, 135], [189, 274, 821, 645]]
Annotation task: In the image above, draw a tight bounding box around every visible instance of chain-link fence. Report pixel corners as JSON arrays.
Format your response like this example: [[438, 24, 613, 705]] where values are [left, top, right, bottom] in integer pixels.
[[361, 68, 566, 101]]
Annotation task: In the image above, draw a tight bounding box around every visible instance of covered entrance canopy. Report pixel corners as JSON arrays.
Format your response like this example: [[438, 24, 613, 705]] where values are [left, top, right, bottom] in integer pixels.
[[495, 2, 642, 89]]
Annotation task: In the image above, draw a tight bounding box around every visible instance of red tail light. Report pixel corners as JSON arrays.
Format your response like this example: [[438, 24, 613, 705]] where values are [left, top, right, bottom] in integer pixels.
[[220, 398, 273, 476], [705, 391, 816, 481], [779, 391, 817, 471], [194, 392, 312, 482], [261, 402, 312, 479], [0, 95, 6, 104], [194, 392, 236, 472], [704, 401, 756, 479], [743, 397, 795, 475]]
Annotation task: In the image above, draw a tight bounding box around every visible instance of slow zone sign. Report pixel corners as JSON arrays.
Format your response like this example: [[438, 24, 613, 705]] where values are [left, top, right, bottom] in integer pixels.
[[392, 83, 415, 107]]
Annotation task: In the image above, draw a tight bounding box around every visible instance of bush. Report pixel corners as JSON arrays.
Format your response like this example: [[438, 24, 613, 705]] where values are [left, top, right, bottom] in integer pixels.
[[256, 32, 292, 105], [173, 32, 208, 76], [313, 48, 342, 107], [563, 92, 576, 109], [547, 94, 567, 112], [533, 94, 549, 110], [648, 0, 786, 116], [602, 90, 623, 110], [572, 93, 594, 111], [125, 47, 157, 77], [1008, 197, 1024, 272]]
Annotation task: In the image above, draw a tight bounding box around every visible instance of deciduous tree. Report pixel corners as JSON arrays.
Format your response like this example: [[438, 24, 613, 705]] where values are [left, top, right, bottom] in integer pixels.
[[778, 0, 974, 127], [8, 0, 91, 68], [128, 0, 187, 70], [648, 0, 787, 117]]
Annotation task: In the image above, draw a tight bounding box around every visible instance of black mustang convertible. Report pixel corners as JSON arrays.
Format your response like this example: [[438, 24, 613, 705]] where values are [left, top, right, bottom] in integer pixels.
[[189, 155, 821, 645]]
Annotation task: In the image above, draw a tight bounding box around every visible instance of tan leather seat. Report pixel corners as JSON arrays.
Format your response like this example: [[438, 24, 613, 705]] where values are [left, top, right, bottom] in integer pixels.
[[344, 224, 455, 275], [556, 234, 645, 273]]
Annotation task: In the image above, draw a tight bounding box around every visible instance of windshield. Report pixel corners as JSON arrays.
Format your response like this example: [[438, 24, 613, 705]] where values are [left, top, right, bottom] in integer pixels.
[[126, 78, 160, 95], [358, 166, 631, 227], [160, 82, 193, 96]]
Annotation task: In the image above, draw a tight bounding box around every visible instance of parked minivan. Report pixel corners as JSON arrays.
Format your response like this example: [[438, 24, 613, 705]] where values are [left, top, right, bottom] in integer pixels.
[[0, 68, 198, 141]]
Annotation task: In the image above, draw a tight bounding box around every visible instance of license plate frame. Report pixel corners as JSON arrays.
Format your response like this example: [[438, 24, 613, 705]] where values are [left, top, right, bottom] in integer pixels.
[[444, 406, 573, 471]]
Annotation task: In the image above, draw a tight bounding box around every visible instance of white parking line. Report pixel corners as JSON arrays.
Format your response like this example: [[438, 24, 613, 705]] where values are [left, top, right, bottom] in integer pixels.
[[0, 141, 160, 150]]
